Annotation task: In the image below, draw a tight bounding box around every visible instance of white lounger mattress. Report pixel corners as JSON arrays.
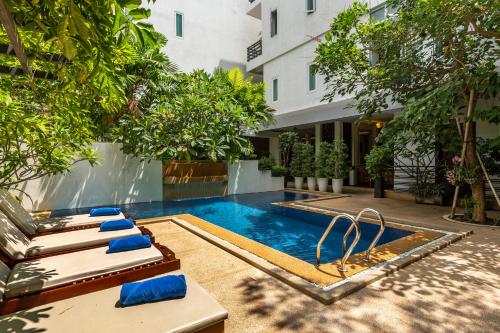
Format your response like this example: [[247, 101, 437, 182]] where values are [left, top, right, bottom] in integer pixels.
[[37, 212, 127, 232], [26, 226, 142, 256], [5, 246, 164, 298], [0, 271, 228, 333]]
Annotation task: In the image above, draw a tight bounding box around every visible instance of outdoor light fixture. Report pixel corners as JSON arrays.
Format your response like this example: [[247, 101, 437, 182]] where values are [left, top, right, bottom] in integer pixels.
[[375, 121, 383, 129]]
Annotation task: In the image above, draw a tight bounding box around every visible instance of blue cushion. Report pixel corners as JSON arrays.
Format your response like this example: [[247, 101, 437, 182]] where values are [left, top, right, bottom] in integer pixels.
[[89, 207, 121, 216], [107, 235, 151, 254], [99, 218, 134, 232], [120, 275, 187, 306]]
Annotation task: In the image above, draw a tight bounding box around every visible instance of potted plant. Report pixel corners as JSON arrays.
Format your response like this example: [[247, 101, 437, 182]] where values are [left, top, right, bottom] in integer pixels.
[[271, 165, 287, 189], [258, 156, 274, 171], [303, 144, 316, 191], [331, 139, 350, 194], [271, 165, 287, 177], [290, 142, 309, 189], [365, 145, 392, 198], [409, 182, 445, 205], [461, 195, 476, 220], [315, 142, 332, 192]]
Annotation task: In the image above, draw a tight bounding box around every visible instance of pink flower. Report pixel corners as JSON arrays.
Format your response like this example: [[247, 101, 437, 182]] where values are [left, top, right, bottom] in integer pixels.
[[446, 171, 455, 185], [452, 156, 462, 165]]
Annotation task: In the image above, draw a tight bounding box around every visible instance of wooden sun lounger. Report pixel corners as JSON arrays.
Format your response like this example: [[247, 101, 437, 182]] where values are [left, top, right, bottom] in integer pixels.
[[0, 225, 155, 267], [0, 270, 227, 333], [0, 242, 180, 315], [0, 188, 129, 236]]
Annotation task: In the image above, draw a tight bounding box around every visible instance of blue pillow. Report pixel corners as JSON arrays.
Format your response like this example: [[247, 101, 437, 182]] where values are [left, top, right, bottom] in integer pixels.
[[100, 218, 134, 232], [89, 207, 121, 216], [120, 275, 187, 306], [107, 235, 151, 254]]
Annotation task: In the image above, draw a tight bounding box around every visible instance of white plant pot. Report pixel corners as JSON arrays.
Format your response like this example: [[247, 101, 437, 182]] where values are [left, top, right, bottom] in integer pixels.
[[317, 178, 328, 192], [307, 177, 316, 191], [332, 179, 343, 194], [294, 177, 304, 190]]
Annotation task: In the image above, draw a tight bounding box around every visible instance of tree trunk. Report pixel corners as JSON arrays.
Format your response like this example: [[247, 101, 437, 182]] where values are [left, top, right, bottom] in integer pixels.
[[464, 125, 487, 223]]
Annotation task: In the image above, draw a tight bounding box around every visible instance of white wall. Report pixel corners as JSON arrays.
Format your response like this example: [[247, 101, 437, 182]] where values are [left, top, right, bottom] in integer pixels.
[[16, 143, 163, 212], [146, 0, 261, 73], [228, 160, 283, 194], [256, 0, 397, 129]]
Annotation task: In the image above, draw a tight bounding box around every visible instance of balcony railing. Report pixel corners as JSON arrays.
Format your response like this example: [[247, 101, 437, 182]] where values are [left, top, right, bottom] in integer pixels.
[[247, 39, 262, 62]]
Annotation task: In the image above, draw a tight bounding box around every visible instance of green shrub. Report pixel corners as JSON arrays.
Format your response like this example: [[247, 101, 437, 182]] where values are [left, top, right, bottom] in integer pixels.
[[365, 145, 392, 180], [258, 156, 274, 170], [409, 182, 445, 197], [290, 142, 314, 177], [303, 143, 315, 177], [331, 139, 350, 179], [271, 165, 287, 177], [278, 132, 299, 167], [461, 195, 477, 214], [315, 142, 333, 178]]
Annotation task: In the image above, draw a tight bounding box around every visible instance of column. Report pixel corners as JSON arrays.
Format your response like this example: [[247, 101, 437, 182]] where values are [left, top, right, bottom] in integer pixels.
[[334, 121, 343, 141], [269, 137, 280, 165], [314, 124, 322, 156], [351, 123, 359, 167]]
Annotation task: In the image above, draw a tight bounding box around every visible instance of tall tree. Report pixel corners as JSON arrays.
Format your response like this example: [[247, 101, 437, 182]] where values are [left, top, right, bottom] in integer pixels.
[[0, 0, 159, 188], [314, 0, 499, 222]]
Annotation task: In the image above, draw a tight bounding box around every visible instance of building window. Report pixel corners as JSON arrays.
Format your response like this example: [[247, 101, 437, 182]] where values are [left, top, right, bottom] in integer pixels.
[[175, 12, 183, 38], [305, 0, 316, 13], [308, 64, 316, 91], [370, 7, 385, 22], [270, 10, 278, 37], [272, 78, 278, 101], [370, 4, 398, 22]]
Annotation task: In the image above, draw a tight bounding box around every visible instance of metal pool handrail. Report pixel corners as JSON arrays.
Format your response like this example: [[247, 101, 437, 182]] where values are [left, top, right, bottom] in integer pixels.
[[316, 213, 361, 272], [355, 208, 386, 261]]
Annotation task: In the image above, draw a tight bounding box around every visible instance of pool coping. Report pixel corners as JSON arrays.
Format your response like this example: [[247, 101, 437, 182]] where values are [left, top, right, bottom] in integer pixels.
[[137, 213, 471, 305]]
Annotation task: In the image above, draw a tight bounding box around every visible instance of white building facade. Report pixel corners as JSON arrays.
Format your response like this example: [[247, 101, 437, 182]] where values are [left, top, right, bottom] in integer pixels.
[[146, 0, 261, 73], [246, 0, 499, 196], [247, 0, 398, 188]]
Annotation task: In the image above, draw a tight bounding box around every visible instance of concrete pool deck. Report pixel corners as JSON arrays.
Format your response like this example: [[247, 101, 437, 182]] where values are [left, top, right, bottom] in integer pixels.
[[138, 192, 499, 333]]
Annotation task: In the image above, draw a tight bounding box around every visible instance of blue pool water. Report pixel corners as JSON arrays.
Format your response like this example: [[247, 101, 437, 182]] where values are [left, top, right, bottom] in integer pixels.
[[52, 191, 413, 264]]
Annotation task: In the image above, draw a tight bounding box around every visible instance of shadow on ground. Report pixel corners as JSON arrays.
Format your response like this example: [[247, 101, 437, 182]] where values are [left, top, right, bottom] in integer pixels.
[[235, 230, 500, 332]]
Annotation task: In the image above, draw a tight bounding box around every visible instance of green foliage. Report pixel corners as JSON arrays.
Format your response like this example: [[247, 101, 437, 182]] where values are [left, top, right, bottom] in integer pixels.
[[0, 89, 97, 187], [5, 0, 156, 62], [314, 0, 499, 217], [365, 146, 392, 180], [258, 156, 274, 171], [271, 165, 287, 177], [477, 138, 500, 176], [290, 143, 313, 178], [409, 182, 446, 198], [303, 144, 315, 177], [278, 132, 299, 167], [315, 0, 499, 118], [331, 139, 350, 179], [115, 68, 274, 162], [461, 195, 477, 214], [315, 142, 333, 178], [0, 0, 158, 188], [94, 33, 177, 138]]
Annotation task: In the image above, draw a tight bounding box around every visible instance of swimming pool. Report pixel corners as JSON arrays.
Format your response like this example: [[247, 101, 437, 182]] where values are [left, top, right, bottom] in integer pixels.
[[52, 191, 413, 265]]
